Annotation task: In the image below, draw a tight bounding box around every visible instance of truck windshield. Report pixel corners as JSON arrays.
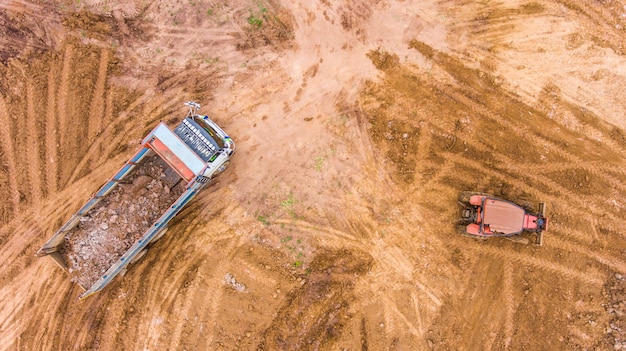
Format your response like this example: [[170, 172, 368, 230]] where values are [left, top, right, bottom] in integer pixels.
[[197, 118, 226, 149]]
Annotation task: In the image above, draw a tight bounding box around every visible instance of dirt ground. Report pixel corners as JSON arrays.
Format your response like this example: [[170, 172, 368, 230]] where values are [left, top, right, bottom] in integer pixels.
[[1, 0, 625, 350]]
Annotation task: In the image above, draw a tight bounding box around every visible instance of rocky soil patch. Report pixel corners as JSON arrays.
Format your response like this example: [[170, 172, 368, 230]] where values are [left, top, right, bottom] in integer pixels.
[[63, 156, 185, 288], [604, 272, 626, 350]]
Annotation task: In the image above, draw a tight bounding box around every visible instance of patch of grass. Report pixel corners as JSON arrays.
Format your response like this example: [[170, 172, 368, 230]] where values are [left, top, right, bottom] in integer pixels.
[[281, 194, 295, 208], [247, 2, 268, 28], [281, 235, 293, 243], [314, 156, 325, 171], [257, 215, 270, 225], [281, 193, 298, 219], [247, 11, 263, 27], [204, 57, 219, 65]]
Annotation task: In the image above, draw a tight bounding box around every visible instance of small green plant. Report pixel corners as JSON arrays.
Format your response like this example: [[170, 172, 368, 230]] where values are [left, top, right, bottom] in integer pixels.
[[257, 215, 270, 225], [281, 235, 293, 243], [293, 260, 303, 268], [314, 156, 325, 171], [281, 194, 295, 208], [206, 8, 213, 15], [203, 57, 219, 65], [247, 11, 263, 27], [281, 193, 298, 219]]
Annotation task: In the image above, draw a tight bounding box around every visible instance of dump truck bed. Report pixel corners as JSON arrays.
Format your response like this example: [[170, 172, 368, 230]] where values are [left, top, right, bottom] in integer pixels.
[[63, 155, 185, 289]]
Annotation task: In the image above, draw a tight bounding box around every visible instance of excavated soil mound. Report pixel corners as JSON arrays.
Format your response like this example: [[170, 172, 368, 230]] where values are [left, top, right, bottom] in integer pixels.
[[63, 156, 185, 288]]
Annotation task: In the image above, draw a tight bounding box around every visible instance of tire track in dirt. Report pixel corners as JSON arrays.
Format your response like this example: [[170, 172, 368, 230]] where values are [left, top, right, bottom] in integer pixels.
[[6, 273, 67, 350], [276, 214, 441, 346], [165, 219, 242, 351], [418, 159, 456, 195], [232, 256, 277, 288], [381, 295, 421, 337], [44, 64, 59, 194], [0, 97, 19, 220], [409, 291, 426, 337], [56, 43, 73, 190], [26, 81, 43, 206], [0, 276, 34, 347], [546, 235, 626, 274], [87, 49, 109, 143], [273, 218, 365, 250], [16, 269, 82, 350], [158, 25, 235, 41], [547, 221, 598, 246], [0, 0, 49, 23], [523, 161, 626, 197], [502, 259, 514, 350], [554, 0, 625, 49], [66, 90, 179, 185], [111, 200, 240, 350], [0, 168, 113, 285], [442, 0, 626, 131], [368, 49, 621, 227], [459, 243, 604, 286], [416, 43, 624, 169], [367, 38, 624, 348]]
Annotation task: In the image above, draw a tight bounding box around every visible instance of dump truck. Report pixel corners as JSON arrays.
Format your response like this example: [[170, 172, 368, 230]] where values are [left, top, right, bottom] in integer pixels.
[[37, 102, 235, 298], [457, 192, 547, 245]]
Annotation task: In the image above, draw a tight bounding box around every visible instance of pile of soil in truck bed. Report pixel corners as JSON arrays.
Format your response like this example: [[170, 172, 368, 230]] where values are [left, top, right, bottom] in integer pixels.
[[63, 156, 186, 289]]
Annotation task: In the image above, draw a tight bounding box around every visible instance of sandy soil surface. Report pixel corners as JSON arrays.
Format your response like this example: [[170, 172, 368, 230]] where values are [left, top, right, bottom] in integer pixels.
[[0, 0, 625, 350]]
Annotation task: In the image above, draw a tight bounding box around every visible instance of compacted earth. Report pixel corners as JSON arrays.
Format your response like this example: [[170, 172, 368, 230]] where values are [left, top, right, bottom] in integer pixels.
[[1, 0, 626, 350]]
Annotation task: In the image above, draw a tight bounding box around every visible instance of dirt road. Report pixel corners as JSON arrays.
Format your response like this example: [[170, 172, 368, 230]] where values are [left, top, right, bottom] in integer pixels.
[[1, 0, 625, 350]]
